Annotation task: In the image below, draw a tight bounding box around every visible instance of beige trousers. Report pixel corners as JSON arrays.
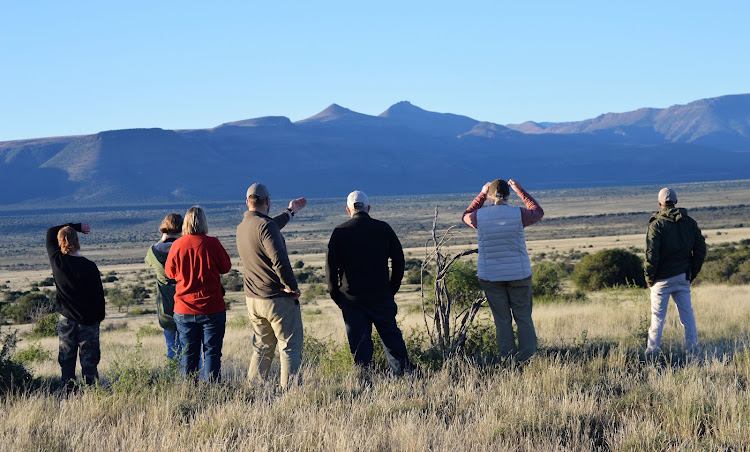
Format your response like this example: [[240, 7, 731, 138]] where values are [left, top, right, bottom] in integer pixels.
[[245, 295, 303, 388]]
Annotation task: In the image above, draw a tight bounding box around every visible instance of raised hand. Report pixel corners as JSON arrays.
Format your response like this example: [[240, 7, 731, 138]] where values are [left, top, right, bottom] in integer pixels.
[[508, 179, 524, 193], [80, 223, 91, 234], [288, 197, 307, 214]]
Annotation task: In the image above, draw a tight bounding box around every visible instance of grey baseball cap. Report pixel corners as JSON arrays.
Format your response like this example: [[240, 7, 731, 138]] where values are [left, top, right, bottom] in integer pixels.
[[347, 190, 369, 210], [658, 187, 677, 204], [246, 183, 270, 200]]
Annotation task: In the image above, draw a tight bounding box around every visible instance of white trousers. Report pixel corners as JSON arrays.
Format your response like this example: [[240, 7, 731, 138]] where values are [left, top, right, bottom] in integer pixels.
[[646, 273, 699, 354]]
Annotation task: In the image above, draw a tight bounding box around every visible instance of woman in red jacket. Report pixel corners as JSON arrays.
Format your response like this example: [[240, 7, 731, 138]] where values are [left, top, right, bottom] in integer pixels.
[[166, 206, 232, 381]]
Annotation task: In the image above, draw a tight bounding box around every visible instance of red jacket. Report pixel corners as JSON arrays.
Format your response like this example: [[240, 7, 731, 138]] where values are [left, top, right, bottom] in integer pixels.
[[165, 234, 232, 315]]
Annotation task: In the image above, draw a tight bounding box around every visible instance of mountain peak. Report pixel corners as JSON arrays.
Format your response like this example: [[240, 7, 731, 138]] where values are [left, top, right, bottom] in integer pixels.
[[296, 104, 376, 124], [379, 101, 425, 118]]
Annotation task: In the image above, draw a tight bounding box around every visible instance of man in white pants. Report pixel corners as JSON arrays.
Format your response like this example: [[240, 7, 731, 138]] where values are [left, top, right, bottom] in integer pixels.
[[644, 187, 706, 356]]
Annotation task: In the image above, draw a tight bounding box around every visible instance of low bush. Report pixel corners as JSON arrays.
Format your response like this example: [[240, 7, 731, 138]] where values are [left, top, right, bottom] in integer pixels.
[[0, 291, 55, 324], [29, 313, 58, 338], [572, 249, 646, 291], [14, 342, 52, 364], [694, 242, 750, 285], [221, 269, 244, 292], [0, 331, 33, 394]]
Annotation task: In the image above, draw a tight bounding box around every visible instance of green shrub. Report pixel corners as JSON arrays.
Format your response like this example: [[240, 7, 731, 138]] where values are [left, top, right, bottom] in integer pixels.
[[0, 292, 54, 324], [129, 308, 156, 316], [0, 331, 33, 394], [302, 283, 327, 303], [221, 269, 244, 292], [29, 313, 58, 338], [572, 248, 646, 291], [14, 342, 52, 364], [137, 325, 162, 336], [694, 244, 750, 285], [444, 260, 481, 308], [532, 261, 564, 296]]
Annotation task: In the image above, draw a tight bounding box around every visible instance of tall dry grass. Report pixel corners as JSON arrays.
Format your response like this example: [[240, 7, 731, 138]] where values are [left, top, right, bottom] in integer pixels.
[[1, 285, 749, 451]]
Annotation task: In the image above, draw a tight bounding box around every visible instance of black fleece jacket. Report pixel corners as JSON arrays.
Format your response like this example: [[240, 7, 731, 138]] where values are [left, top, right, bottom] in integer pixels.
[[325, 212, 405, 306], [46, 224, 105, 325]]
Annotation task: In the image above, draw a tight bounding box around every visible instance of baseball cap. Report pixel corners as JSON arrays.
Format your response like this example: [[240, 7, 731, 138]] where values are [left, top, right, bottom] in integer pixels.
[[246, 183, 270, 200], [487, 179, 510, 200], [347, 190, 369, 210], [658, 187, 677, 204]]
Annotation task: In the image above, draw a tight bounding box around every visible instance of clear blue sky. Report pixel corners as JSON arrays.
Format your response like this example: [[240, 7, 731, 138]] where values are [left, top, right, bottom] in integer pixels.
[[1, 0, 748, 142]]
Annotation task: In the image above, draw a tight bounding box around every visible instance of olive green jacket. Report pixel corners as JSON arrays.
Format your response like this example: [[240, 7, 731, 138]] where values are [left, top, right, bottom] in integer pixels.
[[644, 207, 706, 286], [145, 241, 178, 332]]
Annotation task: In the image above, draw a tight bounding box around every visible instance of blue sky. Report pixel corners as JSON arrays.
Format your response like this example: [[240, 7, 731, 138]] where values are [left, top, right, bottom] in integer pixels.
[[1, 0, 748, 141]]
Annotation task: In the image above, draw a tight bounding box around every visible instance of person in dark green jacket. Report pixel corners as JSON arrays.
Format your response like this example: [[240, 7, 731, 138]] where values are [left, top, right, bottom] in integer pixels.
[[145, 213, 184, 361], [644, 188, 706, 356]]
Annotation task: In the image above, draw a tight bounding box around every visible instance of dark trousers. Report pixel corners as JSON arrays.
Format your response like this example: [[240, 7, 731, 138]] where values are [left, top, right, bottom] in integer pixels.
[[58, 315, 100, 385], [340, 301, 412, 375]]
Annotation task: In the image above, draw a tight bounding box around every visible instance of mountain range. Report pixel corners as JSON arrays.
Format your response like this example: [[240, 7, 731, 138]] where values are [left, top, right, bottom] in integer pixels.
[[2, 94, 750, 205]]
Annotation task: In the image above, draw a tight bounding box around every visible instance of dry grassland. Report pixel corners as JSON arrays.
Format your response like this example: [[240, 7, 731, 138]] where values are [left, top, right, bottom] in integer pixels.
[[2, 283, 750, 451], [1, 182, 750, 450]]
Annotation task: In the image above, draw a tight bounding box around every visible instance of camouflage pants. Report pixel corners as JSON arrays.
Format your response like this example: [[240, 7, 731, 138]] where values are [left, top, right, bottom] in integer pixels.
[[58, 315, 101, 385]]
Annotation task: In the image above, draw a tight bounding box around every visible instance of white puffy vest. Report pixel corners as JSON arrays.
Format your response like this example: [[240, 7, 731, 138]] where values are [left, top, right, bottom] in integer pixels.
[[476, 204, 532, 281]]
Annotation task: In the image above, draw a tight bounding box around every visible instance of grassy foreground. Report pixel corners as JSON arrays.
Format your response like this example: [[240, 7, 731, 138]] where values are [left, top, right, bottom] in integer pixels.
[[2, 285, 750, 451]]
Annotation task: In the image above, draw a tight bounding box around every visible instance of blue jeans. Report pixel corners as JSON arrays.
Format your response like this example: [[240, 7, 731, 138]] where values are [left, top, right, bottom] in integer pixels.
[[164, 329, 203, 368], [163, 329, 182, 361], [173, 311, 225, 381]]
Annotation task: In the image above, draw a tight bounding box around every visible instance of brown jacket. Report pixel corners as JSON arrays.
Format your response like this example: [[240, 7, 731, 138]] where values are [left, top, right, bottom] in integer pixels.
[[236, 210, 298, 299]]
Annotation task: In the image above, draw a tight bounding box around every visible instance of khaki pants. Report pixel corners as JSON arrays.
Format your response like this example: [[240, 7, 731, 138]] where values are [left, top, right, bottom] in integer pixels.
[[245, 296, 303, 388], [479, 278, 537, 362], [646, 273, 699, 355]]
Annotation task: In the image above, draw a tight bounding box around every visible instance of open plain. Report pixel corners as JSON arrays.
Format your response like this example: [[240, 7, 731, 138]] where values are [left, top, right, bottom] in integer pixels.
[[1, 181, 749, 450]]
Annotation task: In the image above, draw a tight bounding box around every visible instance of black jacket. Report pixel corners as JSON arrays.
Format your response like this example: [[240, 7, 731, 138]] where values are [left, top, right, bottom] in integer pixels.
[[46, 224, 105, 325], [325, 212, 405, 307]]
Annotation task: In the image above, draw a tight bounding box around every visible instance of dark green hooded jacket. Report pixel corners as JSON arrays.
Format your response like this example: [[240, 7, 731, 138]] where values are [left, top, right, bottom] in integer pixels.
[[644, 207, 706, 286], [145, 240, 178, 332]]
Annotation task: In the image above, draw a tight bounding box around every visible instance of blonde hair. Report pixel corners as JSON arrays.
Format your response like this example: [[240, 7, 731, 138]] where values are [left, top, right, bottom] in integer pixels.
[[57, 226, 80, 255], [159, 213, 184, 234], [183, 206, 208, 235]]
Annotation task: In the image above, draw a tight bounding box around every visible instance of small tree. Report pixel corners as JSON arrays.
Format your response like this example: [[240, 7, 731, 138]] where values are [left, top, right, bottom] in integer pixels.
[[421, 208, 484, 357], [108, 287, 133, 313], [532, 261, 563, 296], [572, 248, 646, 291]]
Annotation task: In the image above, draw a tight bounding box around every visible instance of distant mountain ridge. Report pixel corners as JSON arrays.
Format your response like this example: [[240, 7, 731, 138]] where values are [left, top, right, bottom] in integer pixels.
[[2, 94, 750, 205]]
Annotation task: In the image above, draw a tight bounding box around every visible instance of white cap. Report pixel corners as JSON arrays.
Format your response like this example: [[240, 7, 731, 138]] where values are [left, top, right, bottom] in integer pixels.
[[658, 187, 677, 204], [347, 190, 369, 210]]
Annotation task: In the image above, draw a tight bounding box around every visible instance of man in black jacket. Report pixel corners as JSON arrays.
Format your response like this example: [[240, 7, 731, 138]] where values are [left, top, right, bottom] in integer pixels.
[[325, 191, 412, 375], [46, 223, 106, 388]]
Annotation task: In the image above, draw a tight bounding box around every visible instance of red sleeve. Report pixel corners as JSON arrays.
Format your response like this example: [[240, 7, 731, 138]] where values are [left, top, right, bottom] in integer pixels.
[[213, 238, 232, 274], [165, 242, 179, 280], [462, 192, 487, 229], [517, 189, 544, 227]]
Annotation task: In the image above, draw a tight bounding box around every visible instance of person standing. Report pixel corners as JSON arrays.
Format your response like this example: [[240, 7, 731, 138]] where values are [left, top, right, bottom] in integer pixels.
[[46, 222, 105, 389], [145, 213, 185, 361], [236, 183, 307, 389], [462, 179, 544, 363], [325, 190, 413, 375], [166, 206, 232, 381], [644, 187, 706, 356]]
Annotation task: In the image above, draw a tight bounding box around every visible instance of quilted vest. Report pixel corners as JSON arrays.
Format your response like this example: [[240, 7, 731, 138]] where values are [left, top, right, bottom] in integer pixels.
[[476, 204, 532, 281]]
